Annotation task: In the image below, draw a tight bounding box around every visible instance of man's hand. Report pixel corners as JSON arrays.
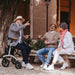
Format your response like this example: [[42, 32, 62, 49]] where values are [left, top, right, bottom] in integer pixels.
[[44, 40, 48, 44], [24, 21, 30, 26], [57, 47, 62, 51], [38, 35, 42, 39], [25, 35, 29, 39]]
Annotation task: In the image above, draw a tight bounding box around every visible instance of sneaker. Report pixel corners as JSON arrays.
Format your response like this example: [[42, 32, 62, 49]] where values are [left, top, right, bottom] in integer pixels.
[[40, 64, 44, 68], [43, 64, 47, 70], [21, 61, 26, 67], [61, 62, 69, 70], [26, 63, 34, 70], [46, 64, 54, 71]]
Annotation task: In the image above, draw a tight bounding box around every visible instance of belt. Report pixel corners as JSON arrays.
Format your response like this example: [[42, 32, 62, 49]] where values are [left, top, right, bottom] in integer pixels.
[[8, 37, 17, 43]]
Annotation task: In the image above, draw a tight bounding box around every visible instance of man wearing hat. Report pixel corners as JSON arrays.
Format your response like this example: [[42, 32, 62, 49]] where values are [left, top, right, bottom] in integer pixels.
[[36, 24, 59, 70], [8, 16, 34, 70]]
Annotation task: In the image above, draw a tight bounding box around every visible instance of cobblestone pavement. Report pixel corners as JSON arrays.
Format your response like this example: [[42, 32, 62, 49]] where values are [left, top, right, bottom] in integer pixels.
[[0, 59, 75, 75]]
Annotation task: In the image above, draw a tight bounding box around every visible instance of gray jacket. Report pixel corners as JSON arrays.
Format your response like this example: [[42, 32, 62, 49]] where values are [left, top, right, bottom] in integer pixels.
[[8, 23, 25, 46]]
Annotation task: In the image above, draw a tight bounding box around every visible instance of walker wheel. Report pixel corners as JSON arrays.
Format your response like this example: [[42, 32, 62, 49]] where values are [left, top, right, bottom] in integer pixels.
[[15, 61, 22, 69], [11, 58, 16, 64], [2, 58, 10, 67]]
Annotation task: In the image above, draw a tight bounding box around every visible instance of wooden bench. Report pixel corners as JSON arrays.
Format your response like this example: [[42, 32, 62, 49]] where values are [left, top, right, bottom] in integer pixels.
[[29, 50, 75, 67]]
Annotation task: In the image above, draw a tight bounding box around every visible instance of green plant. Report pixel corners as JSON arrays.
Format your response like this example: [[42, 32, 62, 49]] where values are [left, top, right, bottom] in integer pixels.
[[25, 37, 32, 45], [31, 38, 45, 50]]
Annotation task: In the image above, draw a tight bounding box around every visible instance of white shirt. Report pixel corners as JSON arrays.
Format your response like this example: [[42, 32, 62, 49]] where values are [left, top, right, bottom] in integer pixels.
[[16, 23, 22, 43]]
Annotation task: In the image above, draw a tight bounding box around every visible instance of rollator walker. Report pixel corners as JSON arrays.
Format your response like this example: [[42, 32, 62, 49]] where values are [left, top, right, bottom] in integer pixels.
[[2, 38, 22, 69]]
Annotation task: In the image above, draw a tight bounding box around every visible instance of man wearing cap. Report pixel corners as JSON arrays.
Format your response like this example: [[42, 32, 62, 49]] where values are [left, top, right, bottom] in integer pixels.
[[8, 16, 34, 70], [36, 24, 59, 70]]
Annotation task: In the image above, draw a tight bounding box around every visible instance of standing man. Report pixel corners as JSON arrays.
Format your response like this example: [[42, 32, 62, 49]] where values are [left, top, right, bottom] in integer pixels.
[[36, 24, 59, 70], [8, 16, 34, 70]]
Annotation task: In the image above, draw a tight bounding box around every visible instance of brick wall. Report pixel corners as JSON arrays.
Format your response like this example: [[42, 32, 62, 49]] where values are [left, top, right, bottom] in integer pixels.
[[32, 0, 57, 39]]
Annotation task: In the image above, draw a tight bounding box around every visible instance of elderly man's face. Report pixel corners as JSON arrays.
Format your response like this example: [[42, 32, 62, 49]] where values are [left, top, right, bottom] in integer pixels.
[[49, 25, 55, 31], [16, 19, 23, 25]]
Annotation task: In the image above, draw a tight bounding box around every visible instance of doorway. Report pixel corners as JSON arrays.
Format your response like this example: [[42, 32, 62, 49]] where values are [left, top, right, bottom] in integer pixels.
[[57, 0, 71, 30], [60, 12, 70, 30]]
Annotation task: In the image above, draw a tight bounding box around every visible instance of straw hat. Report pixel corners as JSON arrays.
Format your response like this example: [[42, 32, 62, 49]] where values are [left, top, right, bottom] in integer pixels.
[[14, 16, 25, 22]]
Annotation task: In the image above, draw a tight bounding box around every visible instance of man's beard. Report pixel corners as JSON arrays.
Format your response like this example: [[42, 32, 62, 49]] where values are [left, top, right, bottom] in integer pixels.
[[50, 28, 54, 31]]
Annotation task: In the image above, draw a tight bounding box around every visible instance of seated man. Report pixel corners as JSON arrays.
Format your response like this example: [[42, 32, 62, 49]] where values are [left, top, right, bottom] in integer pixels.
[[8, 16, 34, 70], [36, 24, 59, 70]]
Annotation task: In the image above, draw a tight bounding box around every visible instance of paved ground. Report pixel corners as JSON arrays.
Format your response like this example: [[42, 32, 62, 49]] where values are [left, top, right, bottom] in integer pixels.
[[0, 59, 75, 75]]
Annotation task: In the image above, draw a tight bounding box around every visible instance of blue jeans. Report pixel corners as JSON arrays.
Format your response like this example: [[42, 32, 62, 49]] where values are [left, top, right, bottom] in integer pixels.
[[36, 47, 56, 65]]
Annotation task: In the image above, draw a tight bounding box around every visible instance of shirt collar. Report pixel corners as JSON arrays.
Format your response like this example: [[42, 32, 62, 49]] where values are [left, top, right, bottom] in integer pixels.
[[16, 22, 19, 27], [49, 31, 55, 33]]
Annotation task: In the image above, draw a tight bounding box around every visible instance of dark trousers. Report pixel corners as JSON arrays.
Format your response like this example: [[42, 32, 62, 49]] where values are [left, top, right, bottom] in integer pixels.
[[15, 42, 31, 64]]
